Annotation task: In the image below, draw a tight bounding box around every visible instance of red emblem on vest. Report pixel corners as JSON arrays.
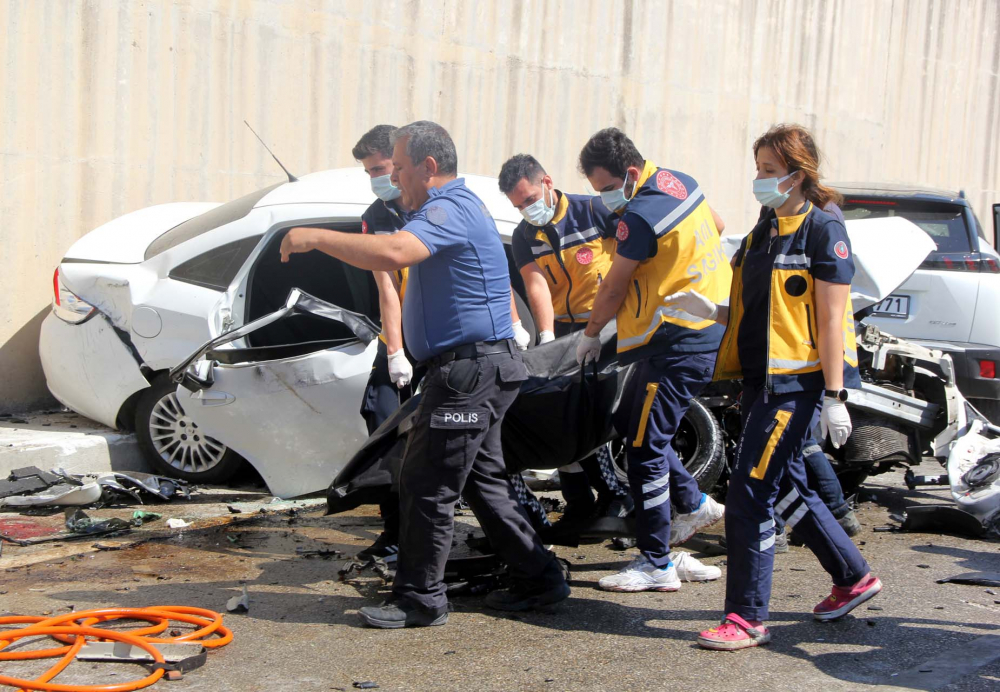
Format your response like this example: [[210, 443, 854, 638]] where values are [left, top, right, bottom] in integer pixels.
[[361, 220, 369, 234], [656, 170, 688, 200], [576, 247, 593, 265], [616, 220, 629, 242], [834, 240, 849, 259]]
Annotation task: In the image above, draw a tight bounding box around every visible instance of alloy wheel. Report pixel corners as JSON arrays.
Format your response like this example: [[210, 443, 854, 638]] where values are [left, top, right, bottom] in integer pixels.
[[148, 392, 228, 473]]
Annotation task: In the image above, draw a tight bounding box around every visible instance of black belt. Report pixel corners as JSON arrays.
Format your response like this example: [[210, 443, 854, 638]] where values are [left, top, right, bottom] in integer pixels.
[[429, 338, 516, 366]]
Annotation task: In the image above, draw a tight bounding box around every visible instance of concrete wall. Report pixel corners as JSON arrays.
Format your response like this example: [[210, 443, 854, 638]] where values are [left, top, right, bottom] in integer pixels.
[[2, 0, 999, 415]]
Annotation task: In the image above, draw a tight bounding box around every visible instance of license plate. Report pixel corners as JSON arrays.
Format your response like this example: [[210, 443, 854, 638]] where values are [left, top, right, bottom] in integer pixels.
[[871, 294, 910, 319]]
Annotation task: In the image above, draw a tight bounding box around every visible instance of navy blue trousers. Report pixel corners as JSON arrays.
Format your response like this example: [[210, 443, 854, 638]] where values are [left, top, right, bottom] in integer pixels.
[[725, 384, 870, 621], [614, 352, 715, 568]]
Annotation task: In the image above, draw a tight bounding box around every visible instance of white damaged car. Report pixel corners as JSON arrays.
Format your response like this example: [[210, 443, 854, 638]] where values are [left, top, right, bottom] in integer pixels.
[[40, 169, 526, 496]]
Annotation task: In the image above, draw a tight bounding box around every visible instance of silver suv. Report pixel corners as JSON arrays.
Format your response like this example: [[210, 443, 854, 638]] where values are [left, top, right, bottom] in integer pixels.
[[837, 184, 1000, 422]]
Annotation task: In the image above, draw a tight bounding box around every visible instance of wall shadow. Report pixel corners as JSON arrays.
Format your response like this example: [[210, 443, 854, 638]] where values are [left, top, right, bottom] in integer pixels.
[[0, 306, 58, 415]]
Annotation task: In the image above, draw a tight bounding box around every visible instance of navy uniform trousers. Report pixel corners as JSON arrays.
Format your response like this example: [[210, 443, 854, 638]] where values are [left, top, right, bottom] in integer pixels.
[[394, 343, 563, 611], [725, 383, 870, 621], [614, 351, 716, 568], [360, 340, 405, 541]]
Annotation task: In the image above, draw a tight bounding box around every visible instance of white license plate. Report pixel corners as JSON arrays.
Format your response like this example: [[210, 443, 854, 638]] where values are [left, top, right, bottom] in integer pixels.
[[871, 294, 910, 318]]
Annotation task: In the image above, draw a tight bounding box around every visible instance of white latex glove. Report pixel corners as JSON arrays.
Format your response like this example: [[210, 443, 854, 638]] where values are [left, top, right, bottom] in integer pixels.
[[387, 349, 413, 389], [662, 289, 718, 321], [819, 398, 852, 449], [512, 320, 531, 351], [538, 330, 556, 345], [576, 333, 602, 366]]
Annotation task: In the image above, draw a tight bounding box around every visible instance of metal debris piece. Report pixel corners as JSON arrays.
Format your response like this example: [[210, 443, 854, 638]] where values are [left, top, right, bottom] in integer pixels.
[[353, 682, 379, 689], [226, 584, 250, 613], [936, 572, 1000, 587]]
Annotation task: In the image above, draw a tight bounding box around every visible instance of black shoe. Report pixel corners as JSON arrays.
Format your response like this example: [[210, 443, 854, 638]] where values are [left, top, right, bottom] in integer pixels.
[[838, 511, 862, 537], [546, 501, 598, 540], [485, 578, 570, 612], [357, 600, 449, 629], [581, 494, 635, 539], [356, 532, 399, 565]]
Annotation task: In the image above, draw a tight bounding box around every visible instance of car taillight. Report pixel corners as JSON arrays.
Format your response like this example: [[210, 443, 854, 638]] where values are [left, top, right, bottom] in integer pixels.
[[980, 360, 996, 379], [52, 267, 97, 324], [982, 257, 1000, 273]]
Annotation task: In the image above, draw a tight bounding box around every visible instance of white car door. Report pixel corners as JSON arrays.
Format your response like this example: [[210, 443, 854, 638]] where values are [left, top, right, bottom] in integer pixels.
[[171, 289, 380, 498]]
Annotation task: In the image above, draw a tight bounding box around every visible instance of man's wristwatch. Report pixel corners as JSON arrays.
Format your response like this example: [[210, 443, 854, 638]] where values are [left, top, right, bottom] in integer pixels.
[[824, 388, 849, 402]]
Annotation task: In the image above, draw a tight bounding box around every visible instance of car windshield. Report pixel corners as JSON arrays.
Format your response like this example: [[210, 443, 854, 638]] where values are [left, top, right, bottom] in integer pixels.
[[841, 199, 972, 253], [144, 182, 283, 260]]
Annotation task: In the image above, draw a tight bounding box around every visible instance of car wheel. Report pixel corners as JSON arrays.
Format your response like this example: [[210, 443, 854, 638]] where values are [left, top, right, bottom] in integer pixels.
[[135, 376, 244, 483], [969, 398, 1000, 426], [611, 398, 726, 494]]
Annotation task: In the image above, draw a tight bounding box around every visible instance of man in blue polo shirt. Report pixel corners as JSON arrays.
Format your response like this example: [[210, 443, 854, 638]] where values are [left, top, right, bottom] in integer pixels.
[[280, 121, 569, 629]]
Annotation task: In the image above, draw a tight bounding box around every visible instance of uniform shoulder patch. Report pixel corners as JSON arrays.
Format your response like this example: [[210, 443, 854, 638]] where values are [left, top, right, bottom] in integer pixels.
[[426, 206, 448, 226], [656, 170, 688, 200], [616, 219, 629, 242], [361, 220, 369, 234], [576, 247, 593, 265], [834, 240, 849, 259]]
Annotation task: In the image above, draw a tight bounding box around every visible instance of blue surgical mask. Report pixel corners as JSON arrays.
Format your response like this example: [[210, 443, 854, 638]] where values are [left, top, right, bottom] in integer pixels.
[[753, 173, 797, 208], [520, 186, 555, 227], [600, 174, 635, 213], [371, 174, 401, 202]]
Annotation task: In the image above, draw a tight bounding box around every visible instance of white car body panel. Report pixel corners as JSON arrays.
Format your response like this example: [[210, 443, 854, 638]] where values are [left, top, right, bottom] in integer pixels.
[[39, 312, 150, 428], [866, 267, 980, 342], [63, 203, 220, 263], [178, 339, 379, 498]]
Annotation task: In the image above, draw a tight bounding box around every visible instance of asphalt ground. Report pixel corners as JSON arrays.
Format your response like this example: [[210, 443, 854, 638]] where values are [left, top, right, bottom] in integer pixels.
[[1, 463, 998, 691]]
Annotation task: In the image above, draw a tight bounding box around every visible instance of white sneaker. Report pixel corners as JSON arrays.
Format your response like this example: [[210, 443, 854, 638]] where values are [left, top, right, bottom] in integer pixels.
[[598, 555, 681, 592], [670, 551, 722, 582], [670, 495, 725, 546]]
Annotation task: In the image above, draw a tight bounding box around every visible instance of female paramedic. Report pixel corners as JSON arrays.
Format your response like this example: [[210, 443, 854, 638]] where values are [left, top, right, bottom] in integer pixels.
[[662, 124, 882, 650]]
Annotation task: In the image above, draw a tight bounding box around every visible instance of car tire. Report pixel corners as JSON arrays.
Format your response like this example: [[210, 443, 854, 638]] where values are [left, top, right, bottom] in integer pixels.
[[611, 398, 726, 494], [135, 376, 244, 483], [969, 398, 1000, 426]]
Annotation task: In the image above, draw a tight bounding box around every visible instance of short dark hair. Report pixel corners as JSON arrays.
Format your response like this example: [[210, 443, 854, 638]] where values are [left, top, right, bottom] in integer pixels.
[[352, 124, 396, 161], [497, 154, 546, 194], [390, 121, 458, 176], [578, 128, 644, 178]]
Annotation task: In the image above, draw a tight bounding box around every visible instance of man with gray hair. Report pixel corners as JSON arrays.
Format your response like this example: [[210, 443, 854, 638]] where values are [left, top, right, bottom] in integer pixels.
[[280, 121, 569, 628]]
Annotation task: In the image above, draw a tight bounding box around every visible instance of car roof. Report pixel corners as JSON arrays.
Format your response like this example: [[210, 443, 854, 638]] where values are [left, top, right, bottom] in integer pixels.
[[253, 167, 523, 235], [832, 182, 967, 205]]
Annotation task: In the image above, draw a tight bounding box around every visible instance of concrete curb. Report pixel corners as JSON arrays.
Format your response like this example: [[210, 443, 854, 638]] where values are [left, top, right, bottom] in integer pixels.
[[0, 411, 150, 477]]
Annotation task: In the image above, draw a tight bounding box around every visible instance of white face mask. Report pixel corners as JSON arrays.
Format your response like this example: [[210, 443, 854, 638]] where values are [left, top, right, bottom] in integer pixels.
[[371, 174, 401, 202], [600, 173, 634, 212], [520, 185, 556, 227], [753, 172, 797, 209]]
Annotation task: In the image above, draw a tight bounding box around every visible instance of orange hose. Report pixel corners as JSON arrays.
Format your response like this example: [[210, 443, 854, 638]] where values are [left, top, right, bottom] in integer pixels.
[[0, 606, 232, 692]]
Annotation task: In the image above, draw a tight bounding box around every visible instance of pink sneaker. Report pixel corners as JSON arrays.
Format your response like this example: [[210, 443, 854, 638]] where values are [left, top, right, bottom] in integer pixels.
[[813, 574, 882, 621], [697, 613, 771, 651]]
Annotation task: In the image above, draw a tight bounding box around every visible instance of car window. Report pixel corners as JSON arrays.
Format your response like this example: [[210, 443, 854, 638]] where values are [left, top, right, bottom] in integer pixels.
[[168, 235, 263, 291], [144, 183, 283, 260], [841, 200, 972, 253]]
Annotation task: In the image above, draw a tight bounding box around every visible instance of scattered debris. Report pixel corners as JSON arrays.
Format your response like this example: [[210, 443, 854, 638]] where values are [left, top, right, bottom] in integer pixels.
[[353, 682, 379, 689], [916, 564, 930, 569], [936, 572, 1000, 587], [226, 584, 250, 614], [227, 505, 242, 514], [901, 505, 985, 537], [131, 510, 162, 525], [295, 546, 343, 559], [167, 518, 192, 529]]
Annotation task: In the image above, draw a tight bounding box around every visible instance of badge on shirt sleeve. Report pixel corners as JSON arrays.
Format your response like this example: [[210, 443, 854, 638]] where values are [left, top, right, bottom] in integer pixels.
[[656, 170, 688, 200], [361, 220, 369, 234], [616, 219, 629, 242], [426, 206, 448, 226], [834, 241, 849, 259], [576, 247, 593, 265]]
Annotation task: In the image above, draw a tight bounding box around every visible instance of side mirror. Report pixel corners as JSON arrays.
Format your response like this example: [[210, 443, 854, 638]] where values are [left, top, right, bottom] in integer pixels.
[[993, 203, 999, 250]]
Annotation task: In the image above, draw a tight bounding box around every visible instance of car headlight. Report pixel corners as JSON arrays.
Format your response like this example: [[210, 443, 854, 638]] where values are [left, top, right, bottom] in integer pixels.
[[52, 268, 97, 324]]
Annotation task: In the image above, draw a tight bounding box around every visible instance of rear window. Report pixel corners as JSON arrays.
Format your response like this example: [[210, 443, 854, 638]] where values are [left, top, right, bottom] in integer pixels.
[[841, 199, 972, 253], [144, 183, 282, 260]]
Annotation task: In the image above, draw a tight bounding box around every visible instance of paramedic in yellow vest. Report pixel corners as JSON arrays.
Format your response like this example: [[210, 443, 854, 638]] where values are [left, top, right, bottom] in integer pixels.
[[575, 128, 728, 592], [665, 124, 880, 650], [498, 154, 633, 537]]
